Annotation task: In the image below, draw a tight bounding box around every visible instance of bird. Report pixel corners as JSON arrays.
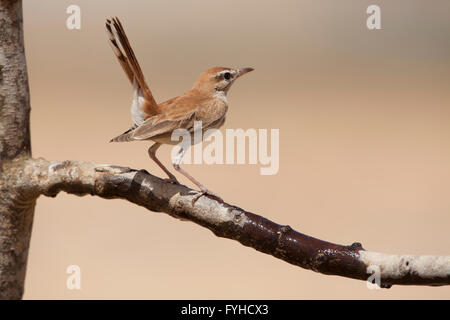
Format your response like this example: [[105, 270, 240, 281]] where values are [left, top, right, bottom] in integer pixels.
[[105, 17, 254, 203]]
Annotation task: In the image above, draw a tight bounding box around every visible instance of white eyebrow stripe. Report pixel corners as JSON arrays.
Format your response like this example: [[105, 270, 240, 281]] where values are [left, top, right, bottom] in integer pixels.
[[216, 70, 235, 77]]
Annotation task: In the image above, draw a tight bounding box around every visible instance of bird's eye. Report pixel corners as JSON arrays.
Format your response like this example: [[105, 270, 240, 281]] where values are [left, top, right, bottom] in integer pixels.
[[223, 72, 231, 80]]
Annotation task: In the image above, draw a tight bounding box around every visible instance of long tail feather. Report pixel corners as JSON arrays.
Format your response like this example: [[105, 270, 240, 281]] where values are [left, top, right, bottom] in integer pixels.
[[105, 17, 159, 116], [105, 18, 134, 84]]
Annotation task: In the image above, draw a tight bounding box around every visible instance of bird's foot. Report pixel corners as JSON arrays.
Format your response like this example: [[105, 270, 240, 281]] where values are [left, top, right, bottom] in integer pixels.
[[192, 187, 223, 205], [163, 175, 180, 184]]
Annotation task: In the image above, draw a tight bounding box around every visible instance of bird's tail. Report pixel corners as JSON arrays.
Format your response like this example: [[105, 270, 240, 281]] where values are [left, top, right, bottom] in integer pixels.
[[105, 17, 159, 116]]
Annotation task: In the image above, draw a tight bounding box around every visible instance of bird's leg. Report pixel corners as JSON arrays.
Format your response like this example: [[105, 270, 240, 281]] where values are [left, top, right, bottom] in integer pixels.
[[172, 147, 222, 204], [148, 142, 179, 184]]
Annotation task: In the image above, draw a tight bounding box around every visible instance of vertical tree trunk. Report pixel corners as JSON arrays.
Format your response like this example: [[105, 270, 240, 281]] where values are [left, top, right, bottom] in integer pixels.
[[0, 0, 34, 299]]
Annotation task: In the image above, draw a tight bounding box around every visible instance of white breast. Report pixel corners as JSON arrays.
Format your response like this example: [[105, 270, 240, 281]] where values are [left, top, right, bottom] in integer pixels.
[[213, 90, 228, 104]]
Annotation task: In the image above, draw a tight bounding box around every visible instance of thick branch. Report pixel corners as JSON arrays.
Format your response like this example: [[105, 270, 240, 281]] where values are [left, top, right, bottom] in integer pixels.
[[8, 157, 450, 287]]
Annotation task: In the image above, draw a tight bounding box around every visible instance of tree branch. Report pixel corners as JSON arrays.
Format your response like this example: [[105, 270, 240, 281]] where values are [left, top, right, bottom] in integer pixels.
[[7, 157, 449, 288]]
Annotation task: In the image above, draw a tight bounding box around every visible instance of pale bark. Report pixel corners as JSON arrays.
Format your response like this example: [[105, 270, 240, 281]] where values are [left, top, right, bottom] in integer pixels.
[[0, 0, 34, 299]]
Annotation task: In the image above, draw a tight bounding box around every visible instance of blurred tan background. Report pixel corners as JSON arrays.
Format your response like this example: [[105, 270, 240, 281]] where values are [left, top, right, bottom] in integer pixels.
[[23, 0, 450, 299]]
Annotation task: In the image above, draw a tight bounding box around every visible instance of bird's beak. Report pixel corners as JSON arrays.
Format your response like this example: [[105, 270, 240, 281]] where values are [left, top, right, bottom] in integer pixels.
[[236, 67, 254, 78]]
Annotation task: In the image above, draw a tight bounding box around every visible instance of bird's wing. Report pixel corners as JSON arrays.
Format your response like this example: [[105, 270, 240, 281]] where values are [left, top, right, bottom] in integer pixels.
[[109, 95, 197, 143], [130, 108, 197, 141], [110, 93, 227, 143], [108, 113, 191, 143], [105, 17, 159, 116], [130, 92, 229, 141]]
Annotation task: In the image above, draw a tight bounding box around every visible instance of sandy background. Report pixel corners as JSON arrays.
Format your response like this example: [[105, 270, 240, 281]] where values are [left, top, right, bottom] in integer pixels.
[[23, 0, 449, 299]]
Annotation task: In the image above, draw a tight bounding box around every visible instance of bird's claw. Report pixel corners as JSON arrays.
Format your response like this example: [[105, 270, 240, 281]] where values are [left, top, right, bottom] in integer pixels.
[[163, 176, 179, 184], [192, 188, 223, 205]]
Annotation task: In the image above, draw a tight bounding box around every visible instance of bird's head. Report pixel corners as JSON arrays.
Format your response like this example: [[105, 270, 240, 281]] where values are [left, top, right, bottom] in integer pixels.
[[193, 67, 254, 95]]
